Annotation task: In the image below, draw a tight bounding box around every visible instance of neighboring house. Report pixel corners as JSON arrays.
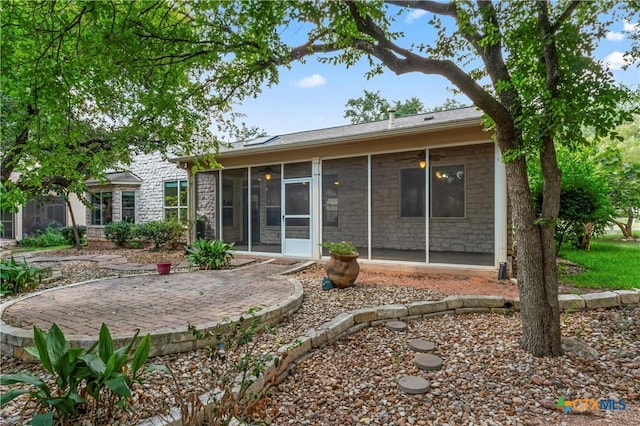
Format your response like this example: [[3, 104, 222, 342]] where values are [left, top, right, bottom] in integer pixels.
[[172, 107, 511, 272], [85, 152, 188, 242], [0, 173, 86, 246]]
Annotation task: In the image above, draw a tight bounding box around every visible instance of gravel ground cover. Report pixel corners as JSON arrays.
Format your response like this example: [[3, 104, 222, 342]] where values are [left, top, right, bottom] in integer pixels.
[[1, 250, 638, 425]]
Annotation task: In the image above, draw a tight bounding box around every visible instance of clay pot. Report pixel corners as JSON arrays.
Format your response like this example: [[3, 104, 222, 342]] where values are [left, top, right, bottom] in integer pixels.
[[324, 252, 360, 288], [156, 262, 172, 275]]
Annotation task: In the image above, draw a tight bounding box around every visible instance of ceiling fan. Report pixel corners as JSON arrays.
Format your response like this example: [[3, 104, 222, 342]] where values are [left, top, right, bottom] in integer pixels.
[[396, 151, 446, 168]]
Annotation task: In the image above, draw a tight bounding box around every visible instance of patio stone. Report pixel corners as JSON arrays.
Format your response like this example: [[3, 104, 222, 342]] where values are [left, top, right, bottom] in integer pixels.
[[414, 353, 443, 371], [385, 320, 408, 332], [408, 339, 435, 353], [398, 375, 429, 394]]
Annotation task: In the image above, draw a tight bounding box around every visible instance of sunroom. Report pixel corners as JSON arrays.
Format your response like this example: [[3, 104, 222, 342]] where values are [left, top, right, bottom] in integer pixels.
[[175, 107, 509, 271]]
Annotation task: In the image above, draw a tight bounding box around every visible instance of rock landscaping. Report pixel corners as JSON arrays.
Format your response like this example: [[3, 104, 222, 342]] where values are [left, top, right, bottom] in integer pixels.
[[0, 250, 638, 425]]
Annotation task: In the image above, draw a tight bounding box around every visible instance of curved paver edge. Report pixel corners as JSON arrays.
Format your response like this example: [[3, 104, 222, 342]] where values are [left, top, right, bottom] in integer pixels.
[[138, 289, 640, 426], [0, 273, 304, 360]]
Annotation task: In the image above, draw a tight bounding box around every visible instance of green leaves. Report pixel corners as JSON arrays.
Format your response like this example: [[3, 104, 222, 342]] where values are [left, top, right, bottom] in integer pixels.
[[185, 238, 235, 270], [0, 257, 45, 295], [0, 322, 165, 424]]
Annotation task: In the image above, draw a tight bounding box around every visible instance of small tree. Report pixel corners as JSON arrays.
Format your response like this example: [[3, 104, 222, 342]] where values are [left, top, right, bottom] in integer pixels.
[[344, 90, 425, 123], [597, 136, 640, 239], [532, 148, 613, 250]]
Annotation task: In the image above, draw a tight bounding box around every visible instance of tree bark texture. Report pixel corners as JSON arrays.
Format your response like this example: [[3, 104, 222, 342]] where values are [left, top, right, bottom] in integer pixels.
[[501, 138, 562, 357], [612, 214, 634, 239]]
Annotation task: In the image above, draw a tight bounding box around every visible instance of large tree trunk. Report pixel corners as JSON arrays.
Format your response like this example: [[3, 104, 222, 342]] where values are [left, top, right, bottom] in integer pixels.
[[65, 197, 82, 251], [503, 148, 562, 357]]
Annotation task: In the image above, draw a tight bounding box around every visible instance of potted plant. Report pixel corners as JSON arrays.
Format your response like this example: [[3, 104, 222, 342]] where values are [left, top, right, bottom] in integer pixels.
[[156, 260, 172, 275], [321, 241, 360, 288]]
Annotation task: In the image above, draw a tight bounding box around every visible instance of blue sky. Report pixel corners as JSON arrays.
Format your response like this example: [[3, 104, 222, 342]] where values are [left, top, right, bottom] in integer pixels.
[[234, 10, 639, 137]]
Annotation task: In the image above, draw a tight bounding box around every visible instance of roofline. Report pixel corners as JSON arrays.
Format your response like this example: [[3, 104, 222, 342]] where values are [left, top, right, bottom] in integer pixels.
[[171, 115, 484, 164], [86, 181, 142, 186]]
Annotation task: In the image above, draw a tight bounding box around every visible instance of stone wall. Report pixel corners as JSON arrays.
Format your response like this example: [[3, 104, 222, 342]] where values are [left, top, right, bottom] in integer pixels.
[[129, 152, 188, 224], [86, 152, 187, 242], [322, 156, 369, 249], [195, 172, 217, 239], [429, 144, 494, 254], [321, 144, 495, 254]]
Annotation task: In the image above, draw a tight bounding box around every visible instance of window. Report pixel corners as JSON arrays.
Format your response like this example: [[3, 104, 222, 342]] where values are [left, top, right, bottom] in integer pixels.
[[323, 174, 339, 227], [431, 164, 465, 217], [91, 192, 113, 225], [265, 178, 281, 226], [164, 180, 187, 223], [400, 168, 426, 218], [222, 179, 234, 226], [121, 191, 136, 223], [1, 210, 14, 238]]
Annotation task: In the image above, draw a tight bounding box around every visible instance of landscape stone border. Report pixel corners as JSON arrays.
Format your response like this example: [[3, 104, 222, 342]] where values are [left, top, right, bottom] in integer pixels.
[[140, 289, 640, 426]]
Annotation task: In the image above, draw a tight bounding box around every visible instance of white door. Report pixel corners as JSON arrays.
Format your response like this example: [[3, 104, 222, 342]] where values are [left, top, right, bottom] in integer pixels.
[[282, 179, 312, 257]]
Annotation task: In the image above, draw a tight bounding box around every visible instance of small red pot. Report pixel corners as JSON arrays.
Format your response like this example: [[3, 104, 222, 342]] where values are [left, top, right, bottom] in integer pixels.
[[156, 262, 172, 275]]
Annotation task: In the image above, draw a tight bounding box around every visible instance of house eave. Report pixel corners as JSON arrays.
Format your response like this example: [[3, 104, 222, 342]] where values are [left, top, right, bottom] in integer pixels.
[[171, 116, 484, 165]]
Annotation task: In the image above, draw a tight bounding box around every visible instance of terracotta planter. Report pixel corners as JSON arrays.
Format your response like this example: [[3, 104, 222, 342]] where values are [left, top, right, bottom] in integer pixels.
[[324, 252, 360, 288], [156, 262, 172, 275]]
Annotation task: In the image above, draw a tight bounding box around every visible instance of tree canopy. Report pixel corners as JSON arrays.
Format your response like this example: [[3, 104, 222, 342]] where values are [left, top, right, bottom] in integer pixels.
[[0, 0, 281, 205], [343, 90, 468, 124], [343, 90, 425, 123], [2, 0, 638, 356]]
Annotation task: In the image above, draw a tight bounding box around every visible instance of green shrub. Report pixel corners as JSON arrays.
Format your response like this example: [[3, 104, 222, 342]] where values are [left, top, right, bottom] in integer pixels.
[[185, 238, 235, 270], [104, 221, 138, 247], [138, 219, 185, 249], [60, 225, 87, 246], [19, 228, 68, 247], [0, 257, 46, 295], [0, 323, 167, 425]]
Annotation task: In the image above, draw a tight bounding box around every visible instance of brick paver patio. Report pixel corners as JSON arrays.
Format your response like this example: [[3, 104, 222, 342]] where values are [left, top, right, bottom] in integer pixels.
[[2, 262, 300, 338]]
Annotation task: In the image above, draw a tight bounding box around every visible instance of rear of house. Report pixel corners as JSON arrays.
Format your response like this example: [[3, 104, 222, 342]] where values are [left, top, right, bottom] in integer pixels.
[[174, 107, 510, 273]]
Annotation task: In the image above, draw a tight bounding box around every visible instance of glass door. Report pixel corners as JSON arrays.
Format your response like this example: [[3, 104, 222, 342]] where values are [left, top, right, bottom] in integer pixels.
[[282, 179, 312, 257]]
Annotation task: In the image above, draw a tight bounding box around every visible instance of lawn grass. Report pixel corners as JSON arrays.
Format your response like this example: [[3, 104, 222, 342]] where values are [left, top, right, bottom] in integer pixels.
[[10, 244, 73, 254], [559, 239, 640, 289]]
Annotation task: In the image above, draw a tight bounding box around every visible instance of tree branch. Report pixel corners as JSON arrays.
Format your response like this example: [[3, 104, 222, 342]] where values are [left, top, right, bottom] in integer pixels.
[[550, 0, 581, 34], [385, 0, 456, 17], [345, 1, 509, 124]]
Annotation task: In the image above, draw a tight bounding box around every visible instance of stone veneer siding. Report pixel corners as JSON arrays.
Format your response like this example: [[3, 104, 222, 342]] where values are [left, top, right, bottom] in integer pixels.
[[322, 156, 369, 249], [429, 144, 494, 254], [195, 172, 217, 239], [323, 143, 494, 254], [86, 152, 187, 242]]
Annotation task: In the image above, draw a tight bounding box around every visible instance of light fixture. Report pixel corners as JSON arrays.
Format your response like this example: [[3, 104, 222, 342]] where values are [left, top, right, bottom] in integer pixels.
[[333, 180, 339, 186], [264, 166, 273, 181], [418, 152, 427, 169]]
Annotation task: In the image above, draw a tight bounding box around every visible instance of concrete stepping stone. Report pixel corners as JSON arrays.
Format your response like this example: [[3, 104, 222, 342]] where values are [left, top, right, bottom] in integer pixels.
[[414, 353, 443, 371], [408, 339, 435, 353], [398, 375, 429, 394], [385, 320, 408, 332]]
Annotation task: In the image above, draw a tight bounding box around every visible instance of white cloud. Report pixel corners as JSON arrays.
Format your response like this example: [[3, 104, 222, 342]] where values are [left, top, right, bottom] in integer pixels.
[[406, 9, 427, 24], [293, 74, 327, 89], [623, 21, 639, 32], [606, 31, 624, 41], [604, 51, 627, 70]]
